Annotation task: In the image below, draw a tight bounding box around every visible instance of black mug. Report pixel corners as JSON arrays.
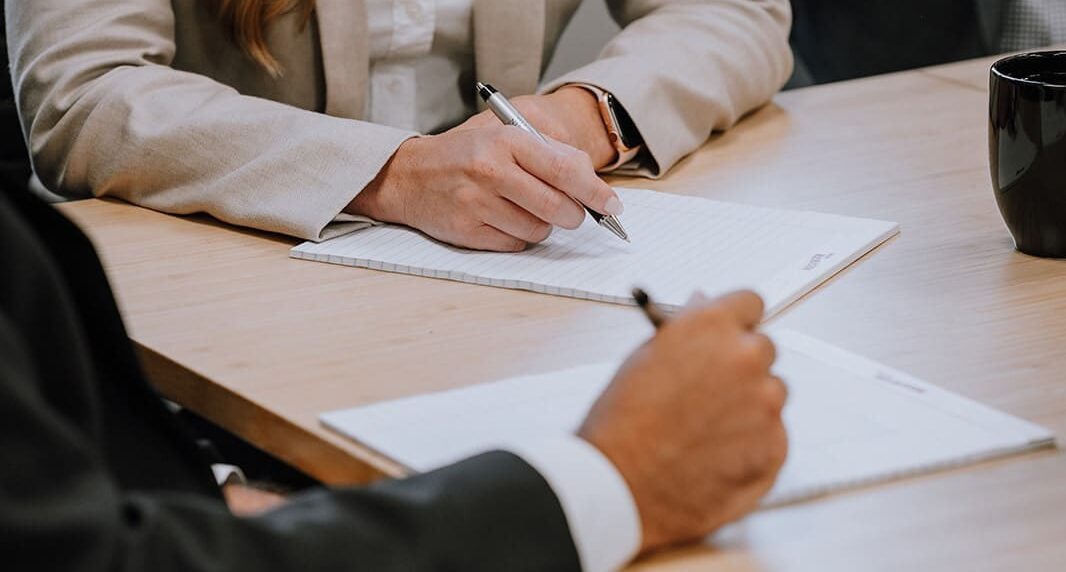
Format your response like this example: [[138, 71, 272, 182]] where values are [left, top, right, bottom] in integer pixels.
[[990, 51, 1066, 258]]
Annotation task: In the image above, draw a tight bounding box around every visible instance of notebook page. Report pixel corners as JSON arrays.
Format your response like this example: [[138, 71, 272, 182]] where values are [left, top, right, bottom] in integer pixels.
[[321, 330, 1055, 507], [292, 189, 900, 316]]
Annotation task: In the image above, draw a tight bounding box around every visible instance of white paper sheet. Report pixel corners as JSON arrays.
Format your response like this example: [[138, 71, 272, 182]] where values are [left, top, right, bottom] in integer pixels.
[[292, 188, 900, 316], [322, 330, 1055, 506]]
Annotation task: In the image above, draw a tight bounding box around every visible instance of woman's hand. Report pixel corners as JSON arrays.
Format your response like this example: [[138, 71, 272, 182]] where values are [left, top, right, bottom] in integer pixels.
[[346, 122, 623, 252]]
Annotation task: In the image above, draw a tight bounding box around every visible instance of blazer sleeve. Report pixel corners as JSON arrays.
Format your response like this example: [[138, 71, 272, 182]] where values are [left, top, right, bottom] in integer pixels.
[[5, 0, 415, 241], [541, 0, 793, 176], [0, 314, 580, 572]]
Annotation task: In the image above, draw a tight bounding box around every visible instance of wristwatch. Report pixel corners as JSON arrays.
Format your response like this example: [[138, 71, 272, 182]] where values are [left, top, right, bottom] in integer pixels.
[[573, 84, 644, 171]]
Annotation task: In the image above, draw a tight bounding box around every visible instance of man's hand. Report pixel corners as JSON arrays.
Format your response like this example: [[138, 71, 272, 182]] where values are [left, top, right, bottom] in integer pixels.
[[579, 291, 788, 554], [223, 484, 287, 516], [454, 87, 617, 169], [346, 124, 622, 252]]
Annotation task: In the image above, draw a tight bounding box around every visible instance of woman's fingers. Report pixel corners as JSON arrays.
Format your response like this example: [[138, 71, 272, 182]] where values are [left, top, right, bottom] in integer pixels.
[[479, 194, 555, 244], [496, 167, 585, 230], [509, 132, 623, 219]]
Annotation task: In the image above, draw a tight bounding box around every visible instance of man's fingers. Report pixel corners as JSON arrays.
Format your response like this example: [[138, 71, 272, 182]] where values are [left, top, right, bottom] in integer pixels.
[[677, 290, 764, 331], [761, 375, 788, 415], [510, 132, 623, 217], [743, 332, 777, 370], [497, 168, 585, 230], [715, 290, 766, 329], [683, 291, 713, 310]]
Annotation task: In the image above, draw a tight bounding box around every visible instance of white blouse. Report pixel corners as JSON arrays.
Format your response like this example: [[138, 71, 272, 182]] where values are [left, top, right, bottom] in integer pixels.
[[366, 0, 476, 133]]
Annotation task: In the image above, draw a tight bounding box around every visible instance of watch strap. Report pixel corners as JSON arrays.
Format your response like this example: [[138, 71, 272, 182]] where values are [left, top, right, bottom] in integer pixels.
[[570, 84, 642, 171]]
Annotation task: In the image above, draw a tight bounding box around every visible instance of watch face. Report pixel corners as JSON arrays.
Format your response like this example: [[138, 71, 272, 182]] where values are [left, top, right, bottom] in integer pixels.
[[606, 93, 643, 149]]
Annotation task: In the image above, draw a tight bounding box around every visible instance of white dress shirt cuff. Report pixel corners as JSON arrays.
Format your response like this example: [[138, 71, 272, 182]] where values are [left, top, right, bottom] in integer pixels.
[[505, 436, 642, 572], [211, 463, 247, 487]]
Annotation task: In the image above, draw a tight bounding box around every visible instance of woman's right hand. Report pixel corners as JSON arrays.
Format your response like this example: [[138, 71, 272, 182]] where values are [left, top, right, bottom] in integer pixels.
[[345, 125, 624, 252]]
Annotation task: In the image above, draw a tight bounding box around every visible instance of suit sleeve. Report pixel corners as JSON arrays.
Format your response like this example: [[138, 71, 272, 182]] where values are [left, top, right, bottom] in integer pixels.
[[5, 0, 415, 241], [0, 314, 581, 572], [541, 0, 793, 176]]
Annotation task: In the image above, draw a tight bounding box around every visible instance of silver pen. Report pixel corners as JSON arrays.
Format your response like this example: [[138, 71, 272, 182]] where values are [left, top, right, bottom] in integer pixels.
[[475, 82, 630, 242]]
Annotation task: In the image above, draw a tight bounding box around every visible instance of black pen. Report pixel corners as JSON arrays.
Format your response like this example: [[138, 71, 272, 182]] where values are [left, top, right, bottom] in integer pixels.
[[632, 287, 668, 329], [475, 82, 630, 242]]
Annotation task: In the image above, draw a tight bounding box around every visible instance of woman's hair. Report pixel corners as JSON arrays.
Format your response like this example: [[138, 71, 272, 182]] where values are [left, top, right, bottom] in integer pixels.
[[211, 0, 315, 76]]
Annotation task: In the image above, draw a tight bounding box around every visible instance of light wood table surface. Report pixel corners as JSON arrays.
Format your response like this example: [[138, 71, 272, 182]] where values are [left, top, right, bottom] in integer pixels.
[[59, 54, 1066, 570]]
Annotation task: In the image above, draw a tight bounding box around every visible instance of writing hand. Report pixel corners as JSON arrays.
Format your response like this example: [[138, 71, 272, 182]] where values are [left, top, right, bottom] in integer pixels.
[[346, 124, 622, 251], [579, 291, 788, 554]]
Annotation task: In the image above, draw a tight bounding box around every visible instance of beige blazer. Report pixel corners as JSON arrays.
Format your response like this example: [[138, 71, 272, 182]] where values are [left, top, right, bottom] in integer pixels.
[[7, 0, 792, 240]]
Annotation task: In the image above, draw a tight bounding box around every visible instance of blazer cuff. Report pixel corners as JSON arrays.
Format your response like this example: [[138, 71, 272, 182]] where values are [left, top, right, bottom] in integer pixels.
[[505, 436, 642, 572], [301, 124, 417, 242], [320, 212, 384, 242]]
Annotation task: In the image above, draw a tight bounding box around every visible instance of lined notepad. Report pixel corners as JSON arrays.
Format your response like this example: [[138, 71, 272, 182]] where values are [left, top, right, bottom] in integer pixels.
[[322, 330, 1055, 507], [292, 189, 899, 315]]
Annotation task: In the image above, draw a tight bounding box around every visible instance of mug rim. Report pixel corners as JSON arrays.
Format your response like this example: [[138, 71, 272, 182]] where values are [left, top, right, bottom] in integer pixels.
[[991, 50, 1066, 87]]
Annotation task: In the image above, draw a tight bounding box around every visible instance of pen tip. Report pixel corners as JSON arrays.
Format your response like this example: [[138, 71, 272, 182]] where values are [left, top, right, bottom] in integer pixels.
[[632, 288, 649, 305], [598, 215, 630, 242]]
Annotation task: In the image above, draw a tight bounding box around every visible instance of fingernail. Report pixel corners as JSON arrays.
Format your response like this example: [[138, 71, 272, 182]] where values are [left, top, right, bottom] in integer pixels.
[[687, 291, 710, 304], [604, 196, 624, 216]]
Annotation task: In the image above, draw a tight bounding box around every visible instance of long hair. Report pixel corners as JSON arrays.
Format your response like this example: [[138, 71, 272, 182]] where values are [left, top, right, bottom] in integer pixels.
[[211, 0, 315, 77]]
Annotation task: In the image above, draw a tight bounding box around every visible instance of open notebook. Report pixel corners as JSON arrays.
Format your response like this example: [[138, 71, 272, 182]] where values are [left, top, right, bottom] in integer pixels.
[[322, 330, 1055, 507], [292, 188, 900, 316]]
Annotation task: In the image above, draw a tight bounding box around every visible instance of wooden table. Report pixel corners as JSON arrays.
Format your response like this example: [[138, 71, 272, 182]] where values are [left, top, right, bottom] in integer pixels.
[[59, 54, 1066, 570]]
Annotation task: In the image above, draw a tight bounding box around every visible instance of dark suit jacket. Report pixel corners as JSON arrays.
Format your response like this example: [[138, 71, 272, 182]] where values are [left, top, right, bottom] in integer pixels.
[[0, 181, 581, 571], [789, 0, 1007, 86]]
